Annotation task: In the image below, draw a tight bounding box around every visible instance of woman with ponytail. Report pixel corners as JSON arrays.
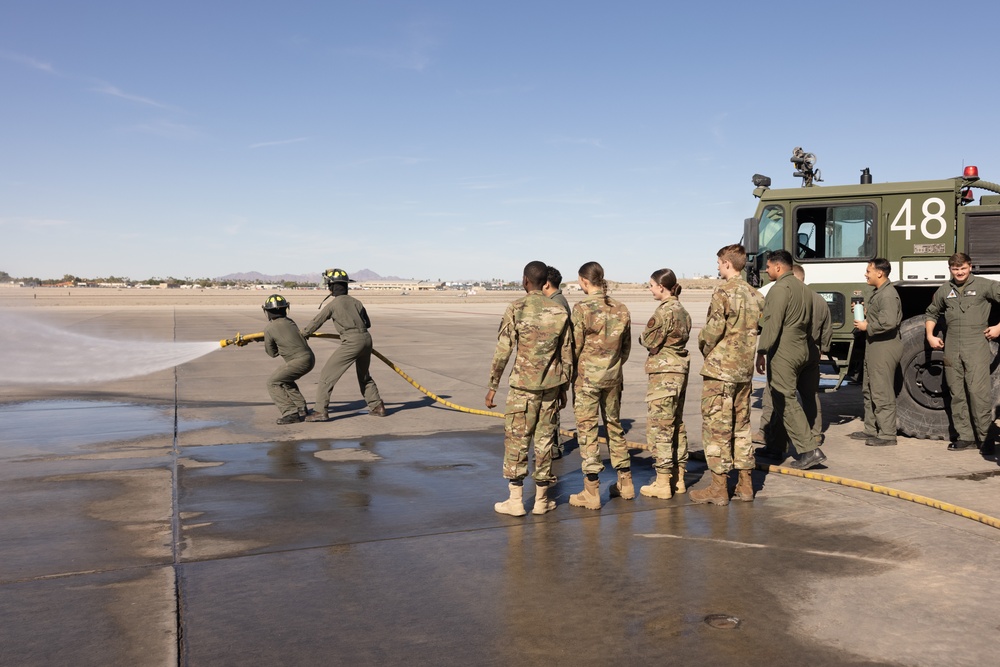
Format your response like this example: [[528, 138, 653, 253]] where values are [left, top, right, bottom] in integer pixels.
[[568, 261, 632, 510], [638, 269, 692, 499]]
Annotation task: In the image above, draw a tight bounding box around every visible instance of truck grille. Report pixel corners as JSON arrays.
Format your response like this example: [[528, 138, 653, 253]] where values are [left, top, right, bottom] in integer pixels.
[[966, 212, 1000, 272]]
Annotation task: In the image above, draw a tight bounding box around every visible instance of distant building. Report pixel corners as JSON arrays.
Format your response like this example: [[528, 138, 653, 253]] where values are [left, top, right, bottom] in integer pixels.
[[355, 280, 443, 291]]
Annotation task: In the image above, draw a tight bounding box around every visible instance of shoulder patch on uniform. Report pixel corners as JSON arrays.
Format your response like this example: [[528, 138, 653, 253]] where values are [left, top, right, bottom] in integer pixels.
[[647, 317, 656, 328], [946, 289, 958, 299]]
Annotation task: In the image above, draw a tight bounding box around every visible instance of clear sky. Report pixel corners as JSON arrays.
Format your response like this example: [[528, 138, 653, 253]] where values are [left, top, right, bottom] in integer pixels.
[[3, 1, 999, 282]]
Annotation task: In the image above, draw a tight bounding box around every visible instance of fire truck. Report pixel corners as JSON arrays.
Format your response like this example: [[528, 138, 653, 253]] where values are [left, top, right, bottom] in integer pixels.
[[743, 148, 1000, 439]]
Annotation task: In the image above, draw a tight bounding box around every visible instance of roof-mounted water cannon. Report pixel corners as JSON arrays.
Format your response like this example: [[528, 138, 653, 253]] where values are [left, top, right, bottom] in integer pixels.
[[791, 147, 822, 187]]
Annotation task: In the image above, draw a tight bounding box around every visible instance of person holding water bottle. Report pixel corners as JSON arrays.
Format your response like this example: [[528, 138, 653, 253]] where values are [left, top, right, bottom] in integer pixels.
[[850, 258, 902, 446]]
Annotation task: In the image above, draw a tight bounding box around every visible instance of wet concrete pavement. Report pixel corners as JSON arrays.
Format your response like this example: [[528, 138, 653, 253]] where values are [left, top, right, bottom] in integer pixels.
[[2, 297, 1000, 666]]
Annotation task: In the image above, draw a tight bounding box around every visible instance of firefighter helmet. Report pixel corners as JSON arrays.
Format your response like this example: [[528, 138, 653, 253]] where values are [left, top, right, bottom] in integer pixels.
[[262, 294, 290, 312], [323, 268, 355, 286]]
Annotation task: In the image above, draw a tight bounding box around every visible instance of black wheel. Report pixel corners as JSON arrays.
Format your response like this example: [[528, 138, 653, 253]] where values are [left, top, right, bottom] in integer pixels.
[[896, 316, 949, 439], [896, 315, 1000, 440]]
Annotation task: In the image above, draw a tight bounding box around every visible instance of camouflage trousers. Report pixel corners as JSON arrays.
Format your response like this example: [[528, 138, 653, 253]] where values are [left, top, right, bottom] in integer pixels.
[[574, 383, 628, 475], [701, 378, 753, 474], [646, 372, 689, 473], [503, 386, 560, 483]]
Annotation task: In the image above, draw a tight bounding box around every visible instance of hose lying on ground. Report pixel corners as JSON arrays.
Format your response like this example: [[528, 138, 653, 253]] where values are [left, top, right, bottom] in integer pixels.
[[221, 331, 1000, 530]]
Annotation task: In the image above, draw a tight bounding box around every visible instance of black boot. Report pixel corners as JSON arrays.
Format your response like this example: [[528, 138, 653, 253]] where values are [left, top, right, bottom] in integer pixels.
[[787, 448, 827, 470]]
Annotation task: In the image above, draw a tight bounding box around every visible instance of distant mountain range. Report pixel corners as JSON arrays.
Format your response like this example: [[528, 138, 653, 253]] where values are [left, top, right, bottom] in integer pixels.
[[215, 269, 406, 283]]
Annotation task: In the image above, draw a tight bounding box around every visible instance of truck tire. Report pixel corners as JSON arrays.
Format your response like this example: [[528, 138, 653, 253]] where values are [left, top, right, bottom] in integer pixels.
[[895, 315, 1000, 439], [895, 316, 949, 439]]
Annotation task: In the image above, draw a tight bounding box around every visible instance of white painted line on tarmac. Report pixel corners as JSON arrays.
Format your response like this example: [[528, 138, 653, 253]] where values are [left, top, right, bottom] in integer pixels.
[[636, 533, 898, 565]]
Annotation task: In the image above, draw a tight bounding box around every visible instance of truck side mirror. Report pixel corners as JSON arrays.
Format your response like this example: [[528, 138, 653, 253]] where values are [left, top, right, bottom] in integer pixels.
[[743, 218, 759, 255]]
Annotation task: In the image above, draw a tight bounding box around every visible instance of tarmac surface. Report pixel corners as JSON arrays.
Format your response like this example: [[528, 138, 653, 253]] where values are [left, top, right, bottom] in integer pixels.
[[2, 289, 1000, 666]]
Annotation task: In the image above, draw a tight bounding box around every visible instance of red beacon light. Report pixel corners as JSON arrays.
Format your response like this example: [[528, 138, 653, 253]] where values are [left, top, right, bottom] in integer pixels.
[[964, 165, 980, 181]]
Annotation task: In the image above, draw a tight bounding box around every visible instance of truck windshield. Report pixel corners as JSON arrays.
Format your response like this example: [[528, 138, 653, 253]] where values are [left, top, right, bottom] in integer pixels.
[[758, 205, 784, 255]]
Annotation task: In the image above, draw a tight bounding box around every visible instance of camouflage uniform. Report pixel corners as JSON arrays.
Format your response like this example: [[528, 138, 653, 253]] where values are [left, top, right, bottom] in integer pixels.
[[925, 274, 1000, 444], [761, 289, 832, 447], [699, 275, 764, 474], [303, 295, 382, 415], [571, 291, 632, 474], [758, 271, 816, 456], [489, 290, 573, 483], [640, 296, 691, 474], [263, 317, 316, 418]]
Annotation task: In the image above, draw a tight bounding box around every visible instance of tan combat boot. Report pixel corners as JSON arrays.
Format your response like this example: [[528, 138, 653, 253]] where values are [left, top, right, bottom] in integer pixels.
[[608, 469, 635, 500], [639, 471, 673, 499], [569, 477, 602, 510], [494, 482, 527, 516], [689, 471, 730, 506], [532, 484, 556, 515], [734, 469, 754, 502], [673, 463, 687, 494]]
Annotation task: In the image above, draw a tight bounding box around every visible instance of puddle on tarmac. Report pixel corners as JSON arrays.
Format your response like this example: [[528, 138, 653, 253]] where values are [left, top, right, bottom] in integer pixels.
[[414, 463, 476, 471], [947, 469, 1000, 482], [0, 400, 225, 455], [314, 449, 382, 463], [196, 435, 495, 480]]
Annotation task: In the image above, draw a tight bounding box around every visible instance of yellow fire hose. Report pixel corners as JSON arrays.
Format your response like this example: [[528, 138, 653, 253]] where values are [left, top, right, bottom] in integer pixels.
[[221, 331, 1000, 530]]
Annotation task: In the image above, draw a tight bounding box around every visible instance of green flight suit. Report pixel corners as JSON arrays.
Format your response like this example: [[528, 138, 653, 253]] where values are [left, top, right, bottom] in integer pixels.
[[925, 274, 1000, 444], [547, 288, 571, 316], [862, 280, 903, 441], [758, 271, 816, 455], [303, 294, 383, 415], [546, 288, 572, 453], [762, 288, 831, 448], [263, 316, 316, 418]]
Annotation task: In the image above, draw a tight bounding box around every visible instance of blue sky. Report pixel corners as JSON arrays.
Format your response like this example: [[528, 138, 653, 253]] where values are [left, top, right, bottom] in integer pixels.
[[3, 1, 999, 282]]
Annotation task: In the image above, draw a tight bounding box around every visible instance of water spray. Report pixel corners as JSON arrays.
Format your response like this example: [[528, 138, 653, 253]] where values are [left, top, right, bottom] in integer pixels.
[[1, 314, 219, 385]]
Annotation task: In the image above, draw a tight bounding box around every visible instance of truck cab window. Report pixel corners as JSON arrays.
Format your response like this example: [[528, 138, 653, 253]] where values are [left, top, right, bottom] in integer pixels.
[[794, 204, 875, 260]]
